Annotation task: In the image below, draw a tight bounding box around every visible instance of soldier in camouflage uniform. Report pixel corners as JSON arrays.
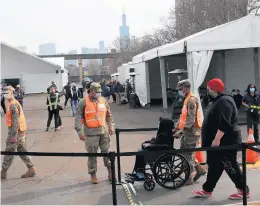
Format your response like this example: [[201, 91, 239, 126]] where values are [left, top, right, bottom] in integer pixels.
[[75, 82, 115, 184], [1, 86, 36, 180], [173, 79, 206, 185]]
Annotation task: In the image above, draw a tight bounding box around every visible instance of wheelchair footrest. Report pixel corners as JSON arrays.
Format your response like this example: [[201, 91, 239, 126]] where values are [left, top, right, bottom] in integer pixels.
[[125, 173, 145, 182]]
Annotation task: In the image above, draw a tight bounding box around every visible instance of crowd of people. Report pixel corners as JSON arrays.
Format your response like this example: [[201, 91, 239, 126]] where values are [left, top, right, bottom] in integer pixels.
[[1, 79, 259, 201], [99, 79, 132, 105]]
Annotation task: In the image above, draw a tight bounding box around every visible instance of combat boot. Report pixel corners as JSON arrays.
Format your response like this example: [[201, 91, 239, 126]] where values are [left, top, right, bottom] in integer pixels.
[[193, 165, 207, 182], [21, 167, 36, 178], [90, 172, 99, 184], [185, 176, 194, 185], [1, 169, 7, 180]]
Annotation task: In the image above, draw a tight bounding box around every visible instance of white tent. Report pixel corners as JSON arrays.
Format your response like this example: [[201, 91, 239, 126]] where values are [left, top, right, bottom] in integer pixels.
[[128, 15, 260, 114], [1, 42, 68, 93]]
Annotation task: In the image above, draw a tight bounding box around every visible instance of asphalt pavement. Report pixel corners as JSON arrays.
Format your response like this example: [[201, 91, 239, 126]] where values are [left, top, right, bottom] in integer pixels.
[[1, 94, 259, 205]]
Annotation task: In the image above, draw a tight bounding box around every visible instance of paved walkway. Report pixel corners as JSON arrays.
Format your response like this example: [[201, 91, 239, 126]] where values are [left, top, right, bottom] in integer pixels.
[[1, 94, 259, 205]]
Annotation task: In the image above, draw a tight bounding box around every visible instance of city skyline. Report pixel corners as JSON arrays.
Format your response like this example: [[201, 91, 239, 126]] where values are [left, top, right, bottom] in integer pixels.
[[1, 0, 175, 54]]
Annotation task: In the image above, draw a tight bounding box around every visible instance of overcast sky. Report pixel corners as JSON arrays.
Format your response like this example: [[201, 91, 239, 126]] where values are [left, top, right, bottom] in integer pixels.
[[0, 0, 175, 53]]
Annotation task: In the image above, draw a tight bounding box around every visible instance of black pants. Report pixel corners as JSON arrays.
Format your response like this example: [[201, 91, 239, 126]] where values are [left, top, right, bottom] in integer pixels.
[[58, 111, 62, 126], [203, 150, 249, 193], [133, 149, 145, 173], [246, 112, 259, 142], [47, 109, 59, 129], [1, 97, 6, 114], [111, 94, 116, 102], [64, 95, 71, 107]]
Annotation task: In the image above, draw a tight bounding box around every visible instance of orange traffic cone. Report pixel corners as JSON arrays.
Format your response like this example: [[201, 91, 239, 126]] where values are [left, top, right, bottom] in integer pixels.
[[195, 140, 206, 164], [246, 129, 259, 164]]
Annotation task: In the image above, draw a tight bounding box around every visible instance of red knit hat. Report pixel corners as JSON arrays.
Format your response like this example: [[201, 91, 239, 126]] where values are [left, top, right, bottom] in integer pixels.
[[207, 78, 225, 92]]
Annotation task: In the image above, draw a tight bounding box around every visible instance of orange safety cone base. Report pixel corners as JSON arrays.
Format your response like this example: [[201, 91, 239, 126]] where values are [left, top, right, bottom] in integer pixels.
[[246, 160, 260, 169], [246, 128, 259, 164]]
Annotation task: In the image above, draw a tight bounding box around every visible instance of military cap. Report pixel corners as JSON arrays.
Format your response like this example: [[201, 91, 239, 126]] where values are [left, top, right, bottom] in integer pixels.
[[177, 79, 191, 90], [3, 86, 15, 92], [89, 82, 102, 93]]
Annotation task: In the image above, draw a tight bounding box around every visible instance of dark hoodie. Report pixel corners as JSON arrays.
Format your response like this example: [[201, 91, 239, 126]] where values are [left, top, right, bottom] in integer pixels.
[[201, 91, 242, 147]]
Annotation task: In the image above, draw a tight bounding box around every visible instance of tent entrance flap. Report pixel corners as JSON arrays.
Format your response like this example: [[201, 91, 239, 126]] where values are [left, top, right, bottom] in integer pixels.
[[187, 50, 214, 120]]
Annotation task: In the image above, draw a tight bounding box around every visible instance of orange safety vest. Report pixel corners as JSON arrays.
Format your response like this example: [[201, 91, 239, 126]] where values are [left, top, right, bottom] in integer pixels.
[[84, 96, 107, 128], [178, 93, 202, 130], [6, 99, 27, 131]]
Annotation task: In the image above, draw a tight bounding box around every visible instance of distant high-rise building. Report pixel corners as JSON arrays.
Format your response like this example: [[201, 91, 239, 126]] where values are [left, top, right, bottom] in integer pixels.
[[119, 12, 130, 39], [119, 11, 130, 50], [65, 50, 77, 66], [17, 46, 27, 52], [99, 41, 105, 53], [38, 43, 56, 55]]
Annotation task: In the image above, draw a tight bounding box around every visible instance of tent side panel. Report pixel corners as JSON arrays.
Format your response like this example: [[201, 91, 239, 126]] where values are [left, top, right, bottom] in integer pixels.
[[225, 48, 255, 93], [148, 59, 161, 99], [134, 62, 149, 106]]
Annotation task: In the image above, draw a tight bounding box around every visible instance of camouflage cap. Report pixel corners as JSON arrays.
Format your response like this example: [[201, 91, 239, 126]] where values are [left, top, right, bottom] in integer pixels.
[[177, 79, 191, 90], [3, 86, 15, 92], [89, 82, 102, 93]]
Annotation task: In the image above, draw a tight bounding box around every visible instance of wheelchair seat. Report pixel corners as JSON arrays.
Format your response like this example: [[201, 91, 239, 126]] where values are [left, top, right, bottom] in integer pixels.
[[125, 117, 191, 191]]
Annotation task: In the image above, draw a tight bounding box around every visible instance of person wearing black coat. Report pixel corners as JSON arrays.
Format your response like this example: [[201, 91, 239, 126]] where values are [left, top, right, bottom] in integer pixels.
[[125, 118, 174, 180], [242, 84, 260, 143], [46, 87, 64, 131], [192, 78, 250, 200]]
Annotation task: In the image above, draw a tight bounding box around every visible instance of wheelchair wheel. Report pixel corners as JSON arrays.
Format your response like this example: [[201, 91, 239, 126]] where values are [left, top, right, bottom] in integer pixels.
[[152, 153, 190, 190], [143, 179, 155, 191]]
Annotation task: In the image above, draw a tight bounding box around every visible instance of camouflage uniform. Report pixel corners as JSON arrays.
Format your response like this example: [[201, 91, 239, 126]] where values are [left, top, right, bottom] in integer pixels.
[[74, 83, 115, 181], [176, 80, 206, 183], [1, 86, 35, 179]]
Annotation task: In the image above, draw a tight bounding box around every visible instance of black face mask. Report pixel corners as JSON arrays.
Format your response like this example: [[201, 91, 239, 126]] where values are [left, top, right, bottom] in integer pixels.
[[207, 90, 215, 101]]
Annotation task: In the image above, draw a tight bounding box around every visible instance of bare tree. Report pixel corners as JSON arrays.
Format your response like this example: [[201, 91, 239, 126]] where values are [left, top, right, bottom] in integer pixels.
[[248, 0, 260, 15], [87, 60, 101, 75], [172, 0, 260, 39]]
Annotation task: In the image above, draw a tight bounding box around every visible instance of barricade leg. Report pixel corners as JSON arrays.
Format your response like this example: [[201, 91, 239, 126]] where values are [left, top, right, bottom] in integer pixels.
[[115, 129, 122, 184], [110, 152, 117, 205], [242, 143, 247, 206]]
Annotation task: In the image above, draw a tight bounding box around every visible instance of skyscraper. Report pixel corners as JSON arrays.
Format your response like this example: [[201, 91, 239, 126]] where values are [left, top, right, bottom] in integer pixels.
[[119, 11, 130, 50], [99, 41, 105, 53], [38, 43, 56, 55], [119, 12, 130, 39]]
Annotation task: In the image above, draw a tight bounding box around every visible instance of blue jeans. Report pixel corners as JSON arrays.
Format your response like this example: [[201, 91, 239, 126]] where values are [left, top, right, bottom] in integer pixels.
[[71, 99, 78, 116]]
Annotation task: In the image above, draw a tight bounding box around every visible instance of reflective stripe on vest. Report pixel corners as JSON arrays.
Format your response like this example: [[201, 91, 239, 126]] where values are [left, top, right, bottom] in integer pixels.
[[250, 105, 260, 109], [6, 99, 27, 131], [178, 92, 202, 130], [47, 93, 58, 110], [84, 96, 107, 128]]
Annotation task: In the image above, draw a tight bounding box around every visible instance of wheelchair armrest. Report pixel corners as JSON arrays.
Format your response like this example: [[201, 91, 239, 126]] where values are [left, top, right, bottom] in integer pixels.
[[142, 143, 172, 150], [141, 137, 156, 148]]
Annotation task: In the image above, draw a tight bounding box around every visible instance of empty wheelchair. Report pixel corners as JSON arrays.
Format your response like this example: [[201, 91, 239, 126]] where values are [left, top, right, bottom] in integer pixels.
[[125, 118, 191, 191]]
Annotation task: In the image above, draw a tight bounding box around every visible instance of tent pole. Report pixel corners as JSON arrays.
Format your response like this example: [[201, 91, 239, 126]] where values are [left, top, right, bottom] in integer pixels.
[[221, 51, 226, 84], [159, 57, 168, 112], [254, 48, 260, 89]]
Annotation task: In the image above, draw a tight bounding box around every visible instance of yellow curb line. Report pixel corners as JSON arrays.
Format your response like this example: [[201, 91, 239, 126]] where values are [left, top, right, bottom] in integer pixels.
[[122, 183, 136, 206]]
